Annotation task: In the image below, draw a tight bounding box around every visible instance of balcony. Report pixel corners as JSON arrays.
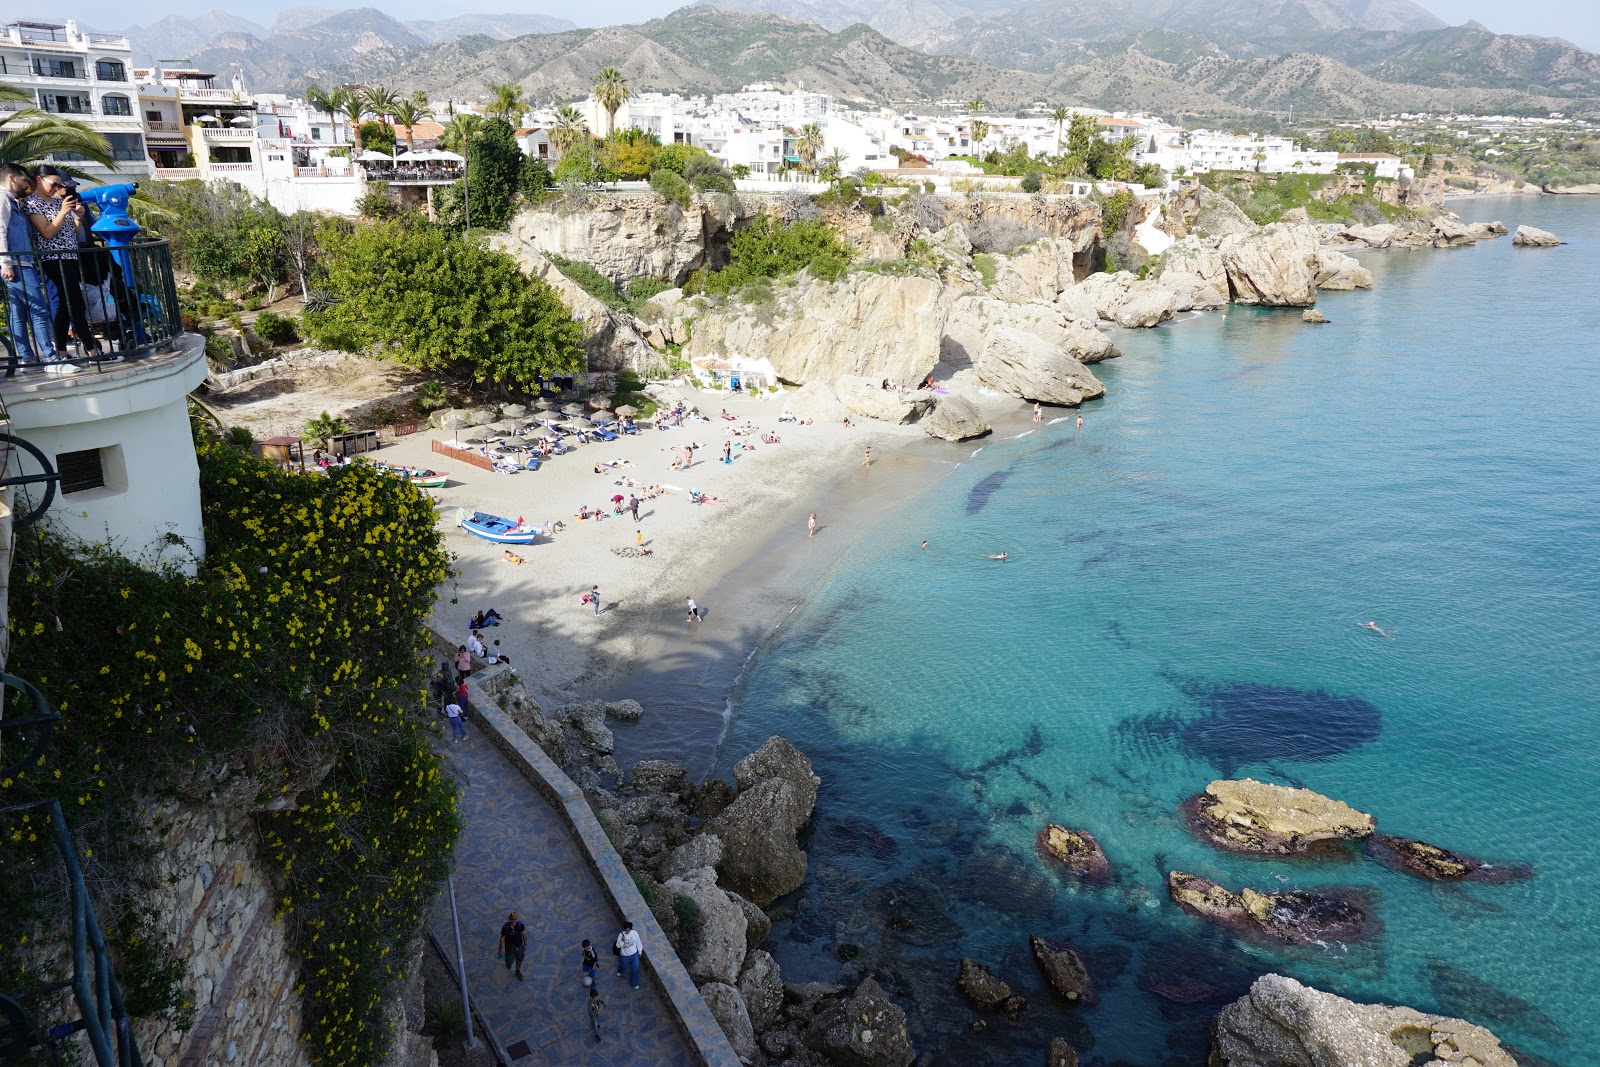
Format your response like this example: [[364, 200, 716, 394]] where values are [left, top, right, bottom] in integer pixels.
[[206, 161, 256, 173], [146, 119, 182, 133], [31, 64, 87, 81], [200, 126, 255, 141], [179, 86, 246, 104], [153, 167, 200, 180]]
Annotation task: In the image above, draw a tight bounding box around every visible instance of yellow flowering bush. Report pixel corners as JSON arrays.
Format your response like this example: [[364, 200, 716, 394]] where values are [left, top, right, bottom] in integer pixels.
[[2, 435, 459, 1064]]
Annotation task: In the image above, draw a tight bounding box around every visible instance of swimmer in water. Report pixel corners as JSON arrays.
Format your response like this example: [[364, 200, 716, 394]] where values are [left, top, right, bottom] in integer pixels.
[[1360, 621, 1394, 638], [921, 540, 928, 550], [988, 551, 1008, 560]]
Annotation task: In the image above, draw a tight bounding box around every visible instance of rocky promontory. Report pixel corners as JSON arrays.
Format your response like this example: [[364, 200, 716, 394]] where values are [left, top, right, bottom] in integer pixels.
[[1185, 778, 1375, 855], [1167, 871, 1367, 945], [1210, 974, 1518, 1067], [1367, 834, 1532, 884], [1513, 224, 1564, 247]]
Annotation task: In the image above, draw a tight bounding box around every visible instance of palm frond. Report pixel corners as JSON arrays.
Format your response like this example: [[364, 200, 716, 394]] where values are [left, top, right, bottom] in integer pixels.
[[0, 111, 118, 171]]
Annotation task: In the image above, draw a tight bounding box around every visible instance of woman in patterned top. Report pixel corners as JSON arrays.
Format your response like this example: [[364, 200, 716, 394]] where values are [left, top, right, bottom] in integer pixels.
[[23, 166, 103, 359]]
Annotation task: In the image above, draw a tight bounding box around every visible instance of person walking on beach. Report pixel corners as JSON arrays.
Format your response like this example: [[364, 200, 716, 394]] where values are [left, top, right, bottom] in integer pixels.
[[686, 597, 703, 624], [864, 445, 872, 467], [630, 495, 639, 522], [497, 912, 527, 981], [587, 986, 606, 1043], [1033, 402, 1042, 422], [582, 939, 600, 984], [615, 922, 642, 989], [588, 585, 602, 616], [445, 700, 467, 742], [722, 441, 732, 465], [808, 513, 817, 538], [1076, 415, 1083, 431]]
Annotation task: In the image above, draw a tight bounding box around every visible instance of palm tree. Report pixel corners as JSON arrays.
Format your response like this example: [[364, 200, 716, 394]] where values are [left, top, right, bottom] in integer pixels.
[[363, 85, 401, 123], [335, 86, 372, 151], [487, 83, 527, 124], [391, 98, 433, 153], [797, 121, 824, 174], [1052, 105, 1069, 154], [550, 103, 588, 158], [968, 120, 990, 156], [303, 411, 351, 451], [965, 98, 984, 113], [305, 83, 340, 144], [440, 113, 486, 154], [0, 84, 117, 174], [818, 147, 848, 182], [592, 67, 630, 140]]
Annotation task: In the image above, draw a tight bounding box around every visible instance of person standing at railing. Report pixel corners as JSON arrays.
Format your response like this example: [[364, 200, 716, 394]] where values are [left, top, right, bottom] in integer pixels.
[[23, 165, 104, 362], [0, 163, 64, 369]]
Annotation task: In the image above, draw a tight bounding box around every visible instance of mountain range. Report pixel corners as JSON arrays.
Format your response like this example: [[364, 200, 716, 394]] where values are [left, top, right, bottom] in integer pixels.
[[118, 1, 1600, 117]]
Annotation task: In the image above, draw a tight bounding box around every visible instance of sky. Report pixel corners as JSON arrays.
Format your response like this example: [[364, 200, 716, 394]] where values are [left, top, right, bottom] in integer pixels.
[[35, 0, 1600, 51]]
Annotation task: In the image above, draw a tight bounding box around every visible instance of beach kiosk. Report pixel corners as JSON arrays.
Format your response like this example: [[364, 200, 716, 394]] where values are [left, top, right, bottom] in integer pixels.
[[259, 435, 307, 472]]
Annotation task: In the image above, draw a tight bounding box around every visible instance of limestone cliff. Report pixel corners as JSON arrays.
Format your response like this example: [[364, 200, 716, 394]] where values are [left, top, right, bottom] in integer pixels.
[[504, 193, 740, 286]]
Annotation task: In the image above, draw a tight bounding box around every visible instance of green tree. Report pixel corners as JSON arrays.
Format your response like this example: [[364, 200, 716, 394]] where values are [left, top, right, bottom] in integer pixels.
[[305, 222, 584, 386], [968, 120, 990, 155], [335, 86, 372, 150], [357, 120, 396, 156], [797, 122, 825, 174], [519, 157, 553, 199], [592, 67, 630, 139], [706, 216, 852, 294], [440, 113, 486, 154], [603, 128, 660, 179], [550, 103, 588, 157], [362, 85, 401, 123], [486, 83, 527, 124], [306, 83, 340, 143], [391, 98, 433, 152], [459, 117, 526, 230], [818, 147, 849, 182], [0, 84, 117, 173], [303, 410, 351, 449], [1051, 105, 1069, 154]]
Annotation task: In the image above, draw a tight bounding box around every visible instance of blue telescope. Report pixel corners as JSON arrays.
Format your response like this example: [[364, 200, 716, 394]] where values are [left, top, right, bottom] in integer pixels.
[[81, 182, 149, 343]]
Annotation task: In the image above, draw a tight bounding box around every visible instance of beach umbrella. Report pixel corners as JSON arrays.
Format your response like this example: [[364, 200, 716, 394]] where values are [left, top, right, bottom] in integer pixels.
[[501, 403, 528, 418], [534, 398, 555, 411], [488, 420, 516, 434], [615, 404, 639, 417], [230, 115, 255, 126], [590, 396, 613, 409], [356, 149, 393, 162], [431, 149, 466, 162], [460, 431, 486, 443], [393, 149, 426, 161], [562, 403, 586, 415], [593, 413, 615, 424]]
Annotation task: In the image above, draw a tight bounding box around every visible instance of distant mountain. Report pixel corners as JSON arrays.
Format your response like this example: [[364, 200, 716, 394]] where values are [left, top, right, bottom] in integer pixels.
[[120, 10, 268, 64], [403, 13, 577, 44], [185, 8, 424, 90]]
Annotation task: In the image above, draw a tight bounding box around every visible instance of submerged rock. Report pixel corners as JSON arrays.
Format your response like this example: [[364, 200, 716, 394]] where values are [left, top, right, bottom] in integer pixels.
[[1167, 871, 1366, 945], [1367, 833, 1530, 883], [1029, 935, 1093, 1004], [1211, 973, 1517, 1067], [956, 958, 1013, 1012], [1513, 225, 1564, 247], [709, 737, 820, 905], [1185, 778, 1375, 855], [1047, 1037, 1080, 1067], [1302, 308, 1329, 323], [922, 395, 991, 441], [1036, 825, 1112, 885]]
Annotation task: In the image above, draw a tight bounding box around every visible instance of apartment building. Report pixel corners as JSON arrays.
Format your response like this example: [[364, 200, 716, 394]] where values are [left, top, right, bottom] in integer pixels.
[[0, 19, 153, 182]]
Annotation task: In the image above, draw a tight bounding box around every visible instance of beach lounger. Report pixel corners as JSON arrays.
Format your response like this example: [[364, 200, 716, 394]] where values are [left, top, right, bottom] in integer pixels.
[[592, 428, 618, 442]]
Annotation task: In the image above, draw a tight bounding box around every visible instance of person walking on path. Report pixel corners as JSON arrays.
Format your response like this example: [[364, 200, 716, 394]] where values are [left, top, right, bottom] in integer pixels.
[[808, 513, 817, 538], [587, 986, 606, 1043], [686, 597, 702, 624], [581, 939, 600, 984], [455, 645, 472, 683], [445, 700, 467, 742], [615, 922, 642, 989], [497, 912, 527, 981]]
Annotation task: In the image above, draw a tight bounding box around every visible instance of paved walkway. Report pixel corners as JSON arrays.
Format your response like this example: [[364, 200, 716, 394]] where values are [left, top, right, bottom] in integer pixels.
[[430, 732, 697, 1066]]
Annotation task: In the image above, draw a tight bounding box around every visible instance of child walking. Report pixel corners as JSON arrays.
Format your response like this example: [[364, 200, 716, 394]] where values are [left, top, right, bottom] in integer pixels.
[[587, 986, 605, 1043], [581, 939, 599, 983]]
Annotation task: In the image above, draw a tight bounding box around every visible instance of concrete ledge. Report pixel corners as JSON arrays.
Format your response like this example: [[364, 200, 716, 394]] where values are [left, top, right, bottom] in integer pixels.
[[468, 697, 741, 1067]]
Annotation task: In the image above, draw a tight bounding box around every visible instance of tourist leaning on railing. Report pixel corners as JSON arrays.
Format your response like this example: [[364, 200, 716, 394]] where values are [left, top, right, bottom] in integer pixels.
[[24, 165, 104, 363], [0, 162, 68, 369]]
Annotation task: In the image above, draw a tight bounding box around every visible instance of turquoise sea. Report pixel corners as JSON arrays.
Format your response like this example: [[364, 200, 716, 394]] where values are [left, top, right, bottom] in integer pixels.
[[719, 198, 1600, 1065]]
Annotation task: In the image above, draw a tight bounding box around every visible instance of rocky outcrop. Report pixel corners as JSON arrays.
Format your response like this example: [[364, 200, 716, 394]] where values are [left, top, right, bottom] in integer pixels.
[[661, 866, 749, 985], [1220, 224, 1321, 306], [1169, 185, 1259, 238], [1036, 825, 1112, 885], [1074, 271, 1185, 327], [505, 195, 732, 286], [1167, 871, 1366, 945], [701, 981, 760, 1064], [955, 958, 1026, 1019], [835, 376, 936, 424], [922, 395, 991, 441], [783, 380, 852, 425], [1048, 1037, 1081, 1067], [1431, 214, 1480, 247], [685, 272, 947, 386], [709, 737, 821, 906], [1210, 974, 1517, 1067], [1467, 220, 1508, 240], [1367, 835, 1531, 884], [1030, 935, 1093, 1004], [988, 236, 1098, 302], [974, 328, 1106, 407], [802, 977, 916, 1067], [1336, 223, 1399, 249], [1303, 309, 1329, 324], [1185, 778, 1375, 854], [1158, 236, 1230, 309], [738, 950, 785, 1032], [1513, 225, 1564, 247], [953, 195, 1103, 271], [943, 295, 1116, 362], [1313, 248, 1373, 291]]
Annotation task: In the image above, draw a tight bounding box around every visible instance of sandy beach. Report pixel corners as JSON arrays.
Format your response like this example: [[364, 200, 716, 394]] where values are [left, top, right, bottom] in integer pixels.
[[376, 385, 994, 718]]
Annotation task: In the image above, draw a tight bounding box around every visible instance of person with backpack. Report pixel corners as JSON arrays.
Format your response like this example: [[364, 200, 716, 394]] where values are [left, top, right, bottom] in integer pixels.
[[496, 912, 527, 981]]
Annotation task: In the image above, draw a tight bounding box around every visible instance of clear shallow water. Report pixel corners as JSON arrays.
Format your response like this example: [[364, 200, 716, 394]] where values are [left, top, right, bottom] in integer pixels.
[[720, 198, 1600, 1066]]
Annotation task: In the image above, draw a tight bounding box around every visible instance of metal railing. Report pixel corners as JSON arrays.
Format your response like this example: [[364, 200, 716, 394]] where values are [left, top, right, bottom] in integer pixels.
[[1, 240, 183, 377]]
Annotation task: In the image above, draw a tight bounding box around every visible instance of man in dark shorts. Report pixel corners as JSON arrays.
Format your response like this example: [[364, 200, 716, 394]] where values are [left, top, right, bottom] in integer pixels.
[[497, 912, 527, 980]]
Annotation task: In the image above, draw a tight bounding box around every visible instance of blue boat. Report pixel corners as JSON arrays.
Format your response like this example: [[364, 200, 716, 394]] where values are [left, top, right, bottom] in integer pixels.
[[460, 511, 538, 544]]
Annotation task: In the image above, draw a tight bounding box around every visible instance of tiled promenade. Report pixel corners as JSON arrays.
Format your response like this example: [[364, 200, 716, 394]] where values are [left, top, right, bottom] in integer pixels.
[[430, 732, 698, 1066]]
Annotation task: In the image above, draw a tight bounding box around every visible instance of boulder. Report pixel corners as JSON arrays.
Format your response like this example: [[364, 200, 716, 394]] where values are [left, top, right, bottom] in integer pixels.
[[943, 294, 1117, 364], [1220, 224, 1321, 306], [1302, 309, 1329, 324], [1056, 285, 1101, 324], [1073, 271, 1184, 327], [1338, 223, 1399, 249], [1513, 225, 1563, 247], [1167, 871, 1366, 945], [1279, 207, 1311, 225], [630, 759, 691, 797], [710, 738, 820, 905], [835, 376, 936, 424], [700, 981, 761, 1064], [1467, 221, 1507, 240], [1429, 214, 1478, 247], [659, 834, 725, 883], [564, 705, 614, 755], [1029, 935, 1091, 1004], [1185, 778, 1375, 854], [1210, 973, 1517, 1067], [783, 380, 852, 425], [729, 890, 772, 954], [1157, 236, 1229, 309], [923, 396, 991, 441], [956, 958, 1014, 1011], [1035, 825, 1112, 885], [738, 949, 786, 1032], [605, 698, 644, 722], [660, 866, 750, 985], [989, 236, 1092, 302], [973, 328, 1106, 407], [1047, 1038, 1080, 1067], [802, 977, 916, 1067], [1313, 248, 1373, 291], [1366, 834, 1529, 884], [926, 220, 974, 261], [505, 196, 718, 286]]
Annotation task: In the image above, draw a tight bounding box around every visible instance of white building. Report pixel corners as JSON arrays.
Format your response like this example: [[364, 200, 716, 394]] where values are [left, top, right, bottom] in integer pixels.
[[0, 19, 153, 182]]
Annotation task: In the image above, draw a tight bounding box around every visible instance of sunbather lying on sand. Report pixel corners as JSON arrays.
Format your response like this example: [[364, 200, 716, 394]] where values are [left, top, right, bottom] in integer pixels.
[[503, 550, 527, 565]]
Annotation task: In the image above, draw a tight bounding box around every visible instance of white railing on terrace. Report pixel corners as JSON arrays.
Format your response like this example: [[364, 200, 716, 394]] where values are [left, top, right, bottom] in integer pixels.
[[146, 120, 181, 132], [179, 87, 246, 103], [206, 162, 256, 173], [153, 168, 201, 180], [201, 126, 255, 141]]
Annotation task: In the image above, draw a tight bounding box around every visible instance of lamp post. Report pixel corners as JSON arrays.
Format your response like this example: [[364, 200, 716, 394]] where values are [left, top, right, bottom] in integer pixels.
[[446, 872, 480, 1051]]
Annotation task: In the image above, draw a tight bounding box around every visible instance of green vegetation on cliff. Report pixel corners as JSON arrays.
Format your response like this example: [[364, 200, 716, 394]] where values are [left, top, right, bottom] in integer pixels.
[[1199, 171, 1411, 225]]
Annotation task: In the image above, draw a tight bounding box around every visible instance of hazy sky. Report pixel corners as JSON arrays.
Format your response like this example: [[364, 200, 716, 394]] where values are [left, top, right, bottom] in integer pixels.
[[43, 0, 1600, 51]]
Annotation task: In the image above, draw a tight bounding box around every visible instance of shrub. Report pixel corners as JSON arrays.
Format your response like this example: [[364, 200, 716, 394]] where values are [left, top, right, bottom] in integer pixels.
[[545, 253, 626, 311], [304, 410, 352, 448], [1021, 170, 1044, 193], [225, 425, 255, 451], [242, 293, 266, 311], [705, 216, 852, 294], [673, 893, 702, 933], [649, 168, 692, 207], [1100, 188, 1137, 235], [684, 154, 736, 195], [973, 253, 998, 288], [968, 215, 1047, 254], [623, 276, 672, 310], [356, 181, 398, 220], [253, 310, 299, 345]]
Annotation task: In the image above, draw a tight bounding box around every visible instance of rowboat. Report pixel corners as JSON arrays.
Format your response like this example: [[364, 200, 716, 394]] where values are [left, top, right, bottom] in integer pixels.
[[461, 511, 538, 544], [373, 462, 449, 488]]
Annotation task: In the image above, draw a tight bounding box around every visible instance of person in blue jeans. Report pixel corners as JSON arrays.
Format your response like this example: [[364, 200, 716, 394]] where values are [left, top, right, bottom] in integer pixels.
[[0, 164, 59, 366], [445, 701, 467, 742], [614, 922, 642, 989]]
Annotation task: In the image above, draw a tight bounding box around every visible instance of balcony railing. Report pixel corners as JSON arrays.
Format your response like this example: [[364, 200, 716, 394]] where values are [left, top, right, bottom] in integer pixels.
[[1, 240, 184, 377], [31, 64, 87, 80], [151, 167, 200, 180], [206, 161, 256, 173], [145, 120, 181, 132], [178, 86, 246, 103], [200, 126, 255, 141]]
